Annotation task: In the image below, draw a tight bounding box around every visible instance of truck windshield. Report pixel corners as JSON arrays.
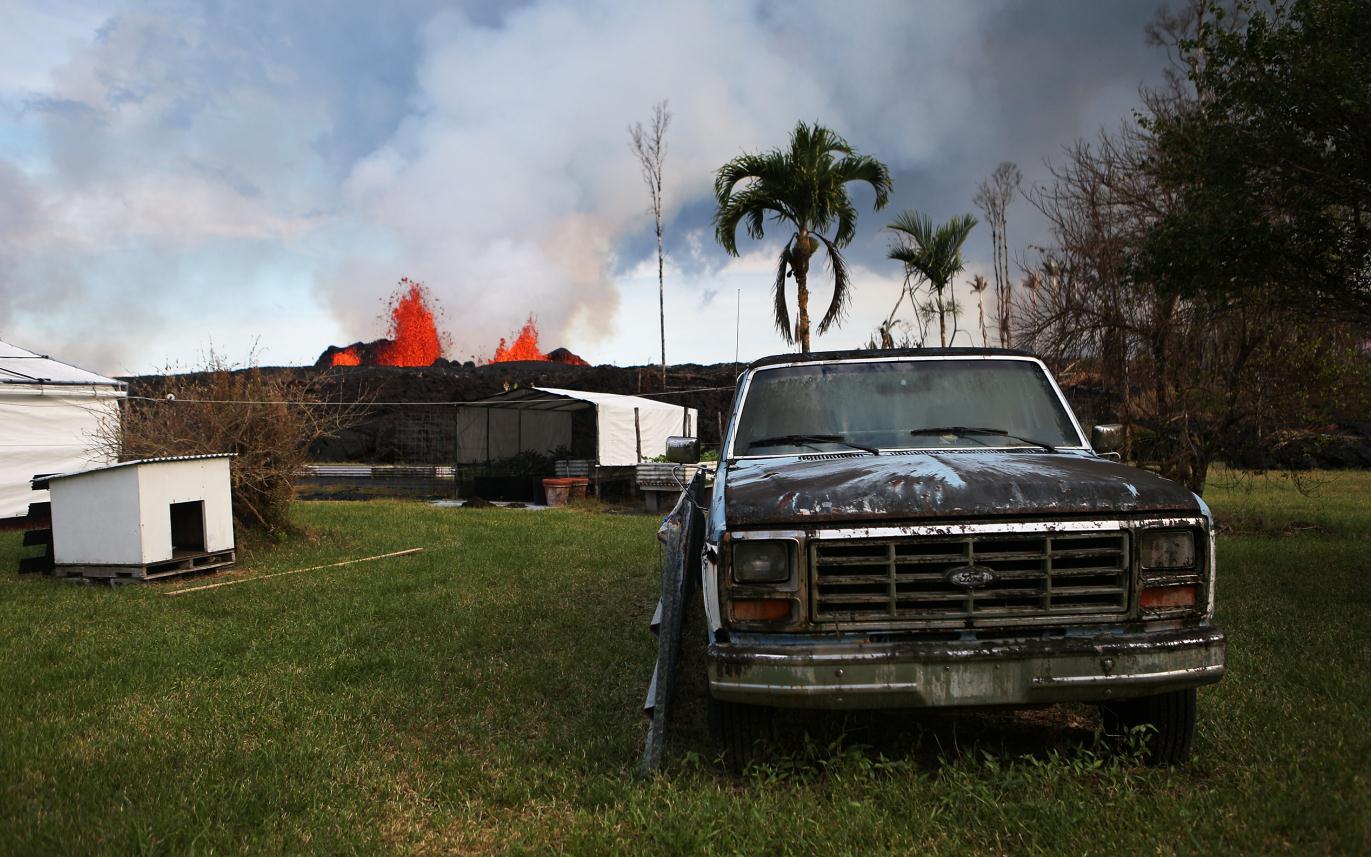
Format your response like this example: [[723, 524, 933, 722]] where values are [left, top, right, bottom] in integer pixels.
[[731, 359, 1082, 456]]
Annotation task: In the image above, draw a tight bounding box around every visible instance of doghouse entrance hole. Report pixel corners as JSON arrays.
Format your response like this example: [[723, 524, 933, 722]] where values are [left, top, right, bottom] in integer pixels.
[[170, 501, 206, 555]]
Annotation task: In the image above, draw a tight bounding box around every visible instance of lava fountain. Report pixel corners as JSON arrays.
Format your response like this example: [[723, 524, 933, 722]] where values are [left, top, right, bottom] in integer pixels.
[[320, 278, 444, 367], [316, 284, 589, 368], [490, 315, 589, 366]]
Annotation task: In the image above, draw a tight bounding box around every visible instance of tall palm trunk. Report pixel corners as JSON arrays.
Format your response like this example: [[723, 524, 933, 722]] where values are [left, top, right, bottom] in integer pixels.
[[977, 292, 987, 346], [937, 285, 948, 347], [795, 230, 814, 352]]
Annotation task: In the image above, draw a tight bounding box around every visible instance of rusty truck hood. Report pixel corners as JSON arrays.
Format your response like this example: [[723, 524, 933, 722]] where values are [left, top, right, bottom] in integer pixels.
[[723, 451, 1199, 526]]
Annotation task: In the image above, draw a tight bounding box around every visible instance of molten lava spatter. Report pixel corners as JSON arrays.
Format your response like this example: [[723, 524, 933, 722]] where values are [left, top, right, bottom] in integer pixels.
[[374, 279, 442, 366], [326, 278, 443, 367], [330, 347, 362, 366], [489, 316, 591, 366], [491, 316, 546, 363], [317, 285, 589, 367]]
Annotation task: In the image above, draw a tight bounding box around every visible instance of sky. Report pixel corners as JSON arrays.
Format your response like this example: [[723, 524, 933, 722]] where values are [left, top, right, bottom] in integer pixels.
[[0, 0, 1168, 376]]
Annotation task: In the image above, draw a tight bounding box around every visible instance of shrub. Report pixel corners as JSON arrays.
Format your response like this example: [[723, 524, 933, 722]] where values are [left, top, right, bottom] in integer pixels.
[[102, 353, 368, 534]]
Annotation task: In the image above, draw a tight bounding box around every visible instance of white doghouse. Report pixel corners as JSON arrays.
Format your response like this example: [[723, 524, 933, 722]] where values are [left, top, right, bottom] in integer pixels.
[[43, 455, 236, 582]]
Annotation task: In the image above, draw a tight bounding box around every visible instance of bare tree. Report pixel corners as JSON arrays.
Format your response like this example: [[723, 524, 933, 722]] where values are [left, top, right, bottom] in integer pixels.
[[630, 100, 671, 386], [875, 280, 910, 348], [871, 275, 934, 350], [973, 162, 1022, 347]]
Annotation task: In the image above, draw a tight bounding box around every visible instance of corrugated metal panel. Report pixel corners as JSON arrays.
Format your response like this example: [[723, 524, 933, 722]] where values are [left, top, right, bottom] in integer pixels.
[[42, 454, 237, 484], [0, 340, 126, 389]]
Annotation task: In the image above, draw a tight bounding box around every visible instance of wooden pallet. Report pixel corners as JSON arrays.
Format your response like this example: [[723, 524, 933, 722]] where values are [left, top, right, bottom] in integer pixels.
[[17, 500, 54, 573], [16, 479, 55, 571], [52, 549, 237, 583]]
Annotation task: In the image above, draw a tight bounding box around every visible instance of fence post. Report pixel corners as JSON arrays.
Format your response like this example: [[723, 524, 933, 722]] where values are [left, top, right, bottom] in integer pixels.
[[634, 407, 642, 463]]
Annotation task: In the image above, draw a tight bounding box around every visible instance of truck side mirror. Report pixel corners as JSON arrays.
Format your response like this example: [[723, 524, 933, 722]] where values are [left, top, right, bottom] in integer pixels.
[[665, 436, 700, 464], [1091, 424, 1124, 454]]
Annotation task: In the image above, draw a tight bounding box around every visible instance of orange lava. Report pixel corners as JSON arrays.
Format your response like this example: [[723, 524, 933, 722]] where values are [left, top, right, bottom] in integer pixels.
[[375, 278, 442, 366], [330, 347, 362, 366], [491, 315, 546, 363], [323, 284, 587, 367], [330, 277, 444, 367]]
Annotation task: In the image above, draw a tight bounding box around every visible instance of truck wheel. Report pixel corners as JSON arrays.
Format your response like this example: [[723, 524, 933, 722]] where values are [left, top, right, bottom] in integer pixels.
[[708, 697, 774, 773], [1100, 688, 1197, 765]]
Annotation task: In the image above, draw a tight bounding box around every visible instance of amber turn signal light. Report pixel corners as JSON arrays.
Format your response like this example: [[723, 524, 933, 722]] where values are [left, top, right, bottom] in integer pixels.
[[1140, 584, 1198, 610], [731, 598, 793, 622]]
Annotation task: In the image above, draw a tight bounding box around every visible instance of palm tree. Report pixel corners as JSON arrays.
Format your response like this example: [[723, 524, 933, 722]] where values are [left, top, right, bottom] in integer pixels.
[[886, 211, 978, 347], [971, 274, 990, 346], [713, 122, 892, 352]]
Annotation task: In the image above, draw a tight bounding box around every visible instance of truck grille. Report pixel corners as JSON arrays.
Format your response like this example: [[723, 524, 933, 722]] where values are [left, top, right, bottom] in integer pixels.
[[811, 531, 1130, 626]]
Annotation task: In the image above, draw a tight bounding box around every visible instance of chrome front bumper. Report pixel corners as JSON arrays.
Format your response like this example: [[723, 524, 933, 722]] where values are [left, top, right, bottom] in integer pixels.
[[708, 626, 1226, 709]]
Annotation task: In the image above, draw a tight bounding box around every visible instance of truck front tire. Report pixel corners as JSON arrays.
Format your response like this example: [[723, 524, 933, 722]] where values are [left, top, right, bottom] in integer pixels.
[[708, 697, 774, 773], [1100, 687, 1197, 765]]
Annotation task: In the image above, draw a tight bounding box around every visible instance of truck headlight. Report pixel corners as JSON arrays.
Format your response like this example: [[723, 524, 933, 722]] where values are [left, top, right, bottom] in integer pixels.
[[1140, 530, 1195, 569], [732, 541, 791, 583]]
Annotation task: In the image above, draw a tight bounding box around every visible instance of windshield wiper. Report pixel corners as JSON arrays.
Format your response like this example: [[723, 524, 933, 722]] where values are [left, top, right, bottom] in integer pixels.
[[908, 426, 1058, 453], [747, 434, 880, 455]]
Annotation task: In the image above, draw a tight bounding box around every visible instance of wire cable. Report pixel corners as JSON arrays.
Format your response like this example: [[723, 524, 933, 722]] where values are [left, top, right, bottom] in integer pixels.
[[118, 384, 738, 407]]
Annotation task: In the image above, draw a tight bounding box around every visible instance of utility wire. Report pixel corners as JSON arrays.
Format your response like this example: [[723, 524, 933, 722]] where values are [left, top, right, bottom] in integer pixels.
[[119, 384, 739, 407]]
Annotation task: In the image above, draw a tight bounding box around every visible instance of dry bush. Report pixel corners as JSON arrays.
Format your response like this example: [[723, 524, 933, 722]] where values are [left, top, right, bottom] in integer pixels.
[[101, 353, 369, 534]]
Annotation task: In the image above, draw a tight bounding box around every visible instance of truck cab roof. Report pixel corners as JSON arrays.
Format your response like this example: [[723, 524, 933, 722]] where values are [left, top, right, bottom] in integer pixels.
[[747, 347, 1042, 371]]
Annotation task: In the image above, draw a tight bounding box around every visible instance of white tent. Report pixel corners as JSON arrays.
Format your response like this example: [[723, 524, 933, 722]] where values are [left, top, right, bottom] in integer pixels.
[[0, 340, 126, 521], [455, 386, 697, 467]]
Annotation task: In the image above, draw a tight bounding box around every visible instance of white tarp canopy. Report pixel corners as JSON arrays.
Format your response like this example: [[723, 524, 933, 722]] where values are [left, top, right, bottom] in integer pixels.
[[455, 386, 697, 467], [0, 339, 126, 520]]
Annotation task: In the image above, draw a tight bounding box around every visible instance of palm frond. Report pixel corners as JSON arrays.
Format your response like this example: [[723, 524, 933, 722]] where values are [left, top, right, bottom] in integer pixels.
[[814, 233, 851, 335], [887, 243, 921, 266], [887, 210, 934, 244], [773, 240, 795, 343], [832, 195, 861, 248], [938, 214, 979, 258], [712, 198, 747, 257], [833, 154, 893, 210], [791, 121, 854, 162], [713, 150, 806, 255], [713, 186, 785, 255], [713, 152, 779, 202], [886, 210, 979, 289]]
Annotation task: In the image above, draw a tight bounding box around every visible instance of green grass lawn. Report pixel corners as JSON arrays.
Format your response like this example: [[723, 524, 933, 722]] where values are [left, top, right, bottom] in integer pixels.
[[2, 472, 1368, 855]]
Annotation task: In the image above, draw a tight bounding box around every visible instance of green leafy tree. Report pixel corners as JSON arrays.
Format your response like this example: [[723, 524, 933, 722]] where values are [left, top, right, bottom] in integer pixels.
[[886, 211, 978, 347], [1138, 0, 1371, 322], [713, 121, 892, 352]]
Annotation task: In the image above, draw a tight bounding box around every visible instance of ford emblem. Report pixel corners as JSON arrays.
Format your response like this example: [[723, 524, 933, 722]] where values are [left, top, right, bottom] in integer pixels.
[[946, 565, 996, 588]]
